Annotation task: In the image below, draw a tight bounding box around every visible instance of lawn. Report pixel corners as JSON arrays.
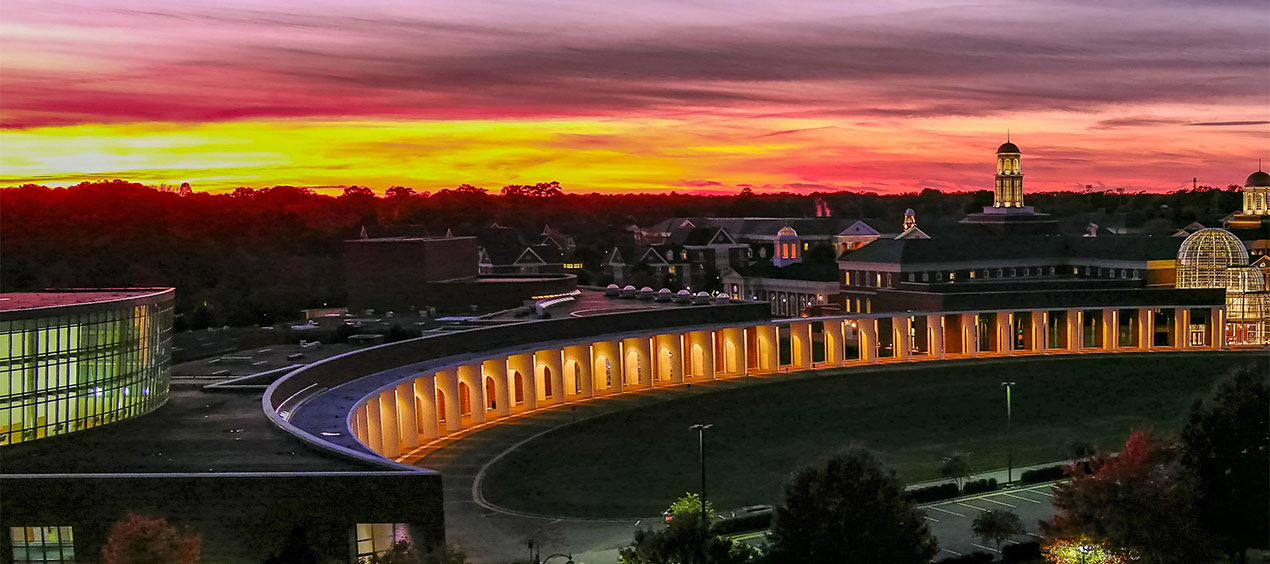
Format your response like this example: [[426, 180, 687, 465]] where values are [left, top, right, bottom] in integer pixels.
[[480, 352, 1266, 518]]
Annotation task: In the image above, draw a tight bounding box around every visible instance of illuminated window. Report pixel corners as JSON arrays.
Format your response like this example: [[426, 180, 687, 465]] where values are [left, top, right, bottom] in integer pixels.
[[356, 524, 408, 562], [10, 526, 74, 563], [969, 270, 976, 279]]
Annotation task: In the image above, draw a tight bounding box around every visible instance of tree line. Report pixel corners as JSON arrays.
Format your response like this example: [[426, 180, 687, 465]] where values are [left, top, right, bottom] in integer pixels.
[[1, 180, 1241, 329]]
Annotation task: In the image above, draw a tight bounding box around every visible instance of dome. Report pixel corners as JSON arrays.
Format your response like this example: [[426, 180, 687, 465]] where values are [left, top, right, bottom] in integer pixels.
[[904, 208, 915, 215], [1226, 265, 1267, 293], [1245, 170, 1270, 187], [1176, 228, 1250, 289], [997, 142, 1020, 153], [776, 226, 798, 237]]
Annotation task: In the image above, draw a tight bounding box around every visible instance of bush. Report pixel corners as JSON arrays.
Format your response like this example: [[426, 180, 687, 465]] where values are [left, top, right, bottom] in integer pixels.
[[1019, 465, 1065, 484], [909, 483, 960, 503], [936, 552, 994, 564], [962, 478, 998, 495], [1001, 540, 1042, 562]]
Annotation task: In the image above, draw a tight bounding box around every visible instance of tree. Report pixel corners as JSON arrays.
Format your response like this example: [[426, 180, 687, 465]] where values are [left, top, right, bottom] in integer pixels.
[[972, 509, 1024, 551], [1180, 366, 1270, 563], [667, 492, 714, 520], [766, 447, 938, 564], [941, 454, 973, 489], [263, 526, 317, 564], [101, 513, 200, 564], [385, 186, 417, 198], [617, 513, 760, 564], [366, 540, 418, 564], [1040, 431, 1220, 564], [342, 185, 375, 198], [501, 181, 563, 198], [452, 184, 487, 195], [1041, 535, 1125, 564]]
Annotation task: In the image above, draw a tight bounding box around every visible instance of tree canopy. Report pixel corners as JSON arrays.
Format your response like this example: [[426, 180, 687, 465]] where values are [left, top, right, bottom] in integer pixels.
[[766, 447, 938, 564]]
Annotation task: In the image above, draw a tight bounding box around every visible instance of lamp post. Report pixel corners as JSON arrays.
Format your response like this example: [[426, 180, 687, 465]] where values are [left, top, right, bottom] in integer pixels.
[[689, 423, 713, 526], [1001, 381, 1016, 483]]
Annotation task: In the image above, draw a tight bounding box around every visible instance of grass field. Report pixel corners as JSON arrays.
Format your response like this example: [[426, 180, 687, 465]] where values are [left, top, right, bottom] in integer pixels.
[[480, 352, 1267, 518]]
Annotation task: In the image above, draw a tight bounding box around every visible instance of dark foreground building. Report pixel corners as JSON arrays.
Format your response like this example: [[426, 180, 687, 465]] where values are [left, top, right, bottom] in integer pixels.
[[0, 291, 445, 564]]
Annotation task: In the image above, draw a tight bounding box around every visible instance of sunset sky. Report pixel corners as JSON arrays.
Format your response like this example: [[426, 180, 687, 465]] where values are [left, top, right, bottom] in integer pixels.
[[1, 0, 1267, 194]]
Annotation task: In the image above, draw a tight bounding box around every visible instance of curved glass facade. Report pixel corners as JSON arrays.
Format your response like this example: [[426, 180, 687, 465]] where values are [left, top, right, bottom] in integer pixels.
[[0, 291, 173, 446]]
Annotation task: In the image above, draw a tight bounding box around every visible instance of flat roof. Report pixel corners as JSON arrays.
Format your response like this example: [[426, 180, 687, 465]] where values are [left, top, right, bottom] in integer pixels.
[[0, 288, 172, 314], [0, 388, 378, 475]]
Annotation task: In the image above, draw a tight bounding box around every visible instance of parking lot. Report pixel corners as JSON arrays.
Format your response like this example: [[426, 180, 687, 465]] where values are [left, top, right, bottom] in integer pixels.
[[921, 483, 1058, 558]]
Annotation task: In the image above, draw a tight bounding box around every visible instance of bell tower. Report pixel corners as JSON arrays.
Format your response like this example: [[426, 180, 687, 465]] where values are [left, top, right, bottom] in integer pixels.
[[994, 138, 1023, 208]]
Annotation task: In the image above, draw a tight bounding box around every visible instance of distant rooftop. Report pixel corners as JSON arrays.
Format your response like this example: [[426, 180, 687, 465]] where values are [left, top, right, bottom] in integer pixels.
[[345, 236, 475, 243], [0, 288, 172, 314]]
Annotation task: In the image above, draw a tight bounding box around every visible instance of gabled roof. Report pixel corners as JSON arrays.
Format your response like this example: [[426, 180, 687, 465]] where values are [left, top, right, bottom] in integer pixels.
[[895, 226, 931, 240], [839, 235, 1183, 265]]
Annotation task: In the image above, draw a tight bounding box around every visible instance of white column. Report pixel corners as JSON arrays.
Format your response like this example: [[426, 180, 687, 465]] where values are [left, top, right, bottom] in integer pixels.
[[893, 316, 912, 361], [354, 406, 369, 444], [1138, 308, 1152, 350], [859, 319, 878, 363], [1066, 309, 1082, 351], [996, 313, 1012, 356], [437, 369, 461, 433], [823, 321, 845, 365], [962, 314, 978, 357], [396, 381, 418, 450], [379, 390, 401, 458], [1211, 307, 1225, 349], [414, 374, 439, 441], [365, 400, 384, 453], [927, 315, 945, 359], [458, 364, 485, 425], [1102, 309, 1116, 350], [1030, 312, 1045, 353], [1175, 308, 1190, 350], [508, 353, 537, 411]]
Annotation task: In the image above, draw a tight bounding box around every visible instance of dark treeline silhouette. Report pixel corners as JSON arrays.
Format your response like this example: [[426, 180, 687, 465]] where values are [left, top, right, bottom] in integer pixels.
[[1, 180, 1240, 329]]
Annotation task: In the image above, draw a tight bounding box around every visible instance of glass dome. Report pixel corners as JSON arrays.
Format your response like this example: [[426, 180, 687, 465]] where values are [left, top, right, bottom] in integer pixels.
[[1176, 228, 1250, 289]]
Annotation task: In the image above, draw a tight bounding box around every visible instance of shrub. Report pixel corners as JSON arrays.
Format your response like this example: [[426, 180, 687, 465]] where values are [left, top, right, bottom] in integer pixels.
[[962, 478, 998, 495], [1001, 540, 1042, 562], [909, 482, 960, 503], [1019, 465, 1065, 484]]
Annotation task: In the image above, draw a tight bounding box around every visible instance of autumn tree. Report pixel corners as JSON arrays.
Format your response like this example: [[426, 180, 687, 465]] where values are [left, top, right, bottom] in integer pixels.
[[1040, 431, 1219, 564], [766, 447, 937, 564], [617, 513, 760, 564], [501, 181, 563, 198], [972, 510, 1024, 551], [1180, 366, 1270, 563], [385, 186, 417, 198], [101, 513, 200, 564]]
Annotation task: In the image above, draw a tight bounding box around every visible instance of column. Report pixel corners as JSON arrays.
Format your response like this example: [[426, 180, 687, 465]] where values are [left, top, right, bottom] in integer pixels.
[[396, 381, 418, 450], [996, 313, 1012, 356], [483, 359, 510, 417], [365, 400, 384, 452], [859, 319, 878, 363], [354, 406, 369, 444], [927, 315, 945, 359], [822, 320, 845, 365], [458, 364, 485, 425], [653, 334, 684, 383], [1174, 308, 1190, 350], [1101, 309, 1116, 350], [789, 321, 813, 369], [379, 390, 401, 458], [508, 353, 537, 411], [1210, 307, 1225, 349], [1029, 312, 1045, 353], [1066, 309, 1082, 352], [893, 316, 912, 361], [961, 314, 978, 357], [437, 369, 461, 433], [1137, 308, 1152, 351], [414, 374, 439, 441], [634, 338, 654, 388]]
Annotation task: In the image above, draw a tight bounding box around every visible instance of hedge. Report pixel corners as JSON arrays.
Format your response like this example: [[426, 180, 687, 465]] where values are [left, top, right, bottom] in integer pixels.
[[1020, 465, 1066, 484], [936, 552, 994, 564], [962, 478, 998, 495], [910, 482, 960, 503]]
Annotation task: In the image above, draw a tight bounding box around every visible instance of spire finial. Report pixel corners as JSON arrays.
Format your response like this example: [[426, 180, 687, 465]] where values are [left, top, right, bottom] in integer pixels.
[[1007, 129, 1010, 143]]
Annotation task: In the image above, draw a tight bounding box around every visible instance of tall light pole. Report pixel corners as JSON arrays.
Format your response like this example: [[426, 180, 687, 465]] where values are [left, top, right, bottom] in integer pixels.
[[689, 423, 713, 526], [1001, 381, 1016, 483]]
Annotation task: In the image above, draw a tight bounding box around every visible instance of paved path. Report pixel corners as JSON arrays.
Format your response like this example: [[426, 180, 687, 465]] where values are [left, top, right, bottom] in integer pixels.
[[414, 362, 1069, 564]]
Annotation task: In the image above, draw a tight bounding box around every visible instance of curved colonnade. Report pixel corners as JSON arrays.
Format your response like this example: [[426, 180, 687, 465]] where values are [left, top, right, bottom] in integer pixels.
[[265, 301, 1228, 464]]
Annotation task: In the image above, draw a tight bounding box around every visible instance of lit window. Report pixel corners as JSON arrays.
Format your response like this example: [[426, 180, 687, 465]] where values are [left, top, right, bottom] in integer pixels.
[[356, 523, 408, 562], [10, 526, 74, 563], [969, 271, 976, 279]]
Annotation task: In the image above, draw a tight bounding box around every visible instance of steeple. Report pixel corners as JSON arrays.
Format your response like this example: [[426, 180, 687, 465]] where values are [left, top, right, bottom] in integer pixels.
[[994, 139, 1023, 208]]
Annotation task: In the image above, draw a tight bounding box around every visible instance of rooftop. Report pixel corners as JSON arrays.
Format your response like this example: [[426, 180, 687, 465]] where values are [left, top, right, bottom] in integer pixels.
[[0, 388, 376, 475], [0, 288, 172, 314]]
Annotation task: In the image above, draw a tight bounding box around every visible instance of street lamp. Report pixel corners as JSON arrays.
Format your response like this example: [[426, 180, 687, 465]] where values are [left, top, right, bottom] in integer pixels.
[[689, 423, 713, 526], [1001, 381, 1016, 482]]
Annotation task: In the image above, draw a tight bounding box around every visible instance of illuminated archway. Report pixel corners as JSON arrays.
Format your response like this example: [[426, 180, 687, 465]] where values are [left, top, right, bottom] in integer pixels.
[[564, 359, 582, 395], [538, 365, 553, 400], [593, 355, 613, 391], [723, 340, 737, 373], [512, 371, 525, 405], [691, 343, 705, 377], [658, 347, 674, 383], [485, 377, 497, 410], [458, 382, 471, 416], [625, 348, 643, 386], [436, 389, 447, 423]]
